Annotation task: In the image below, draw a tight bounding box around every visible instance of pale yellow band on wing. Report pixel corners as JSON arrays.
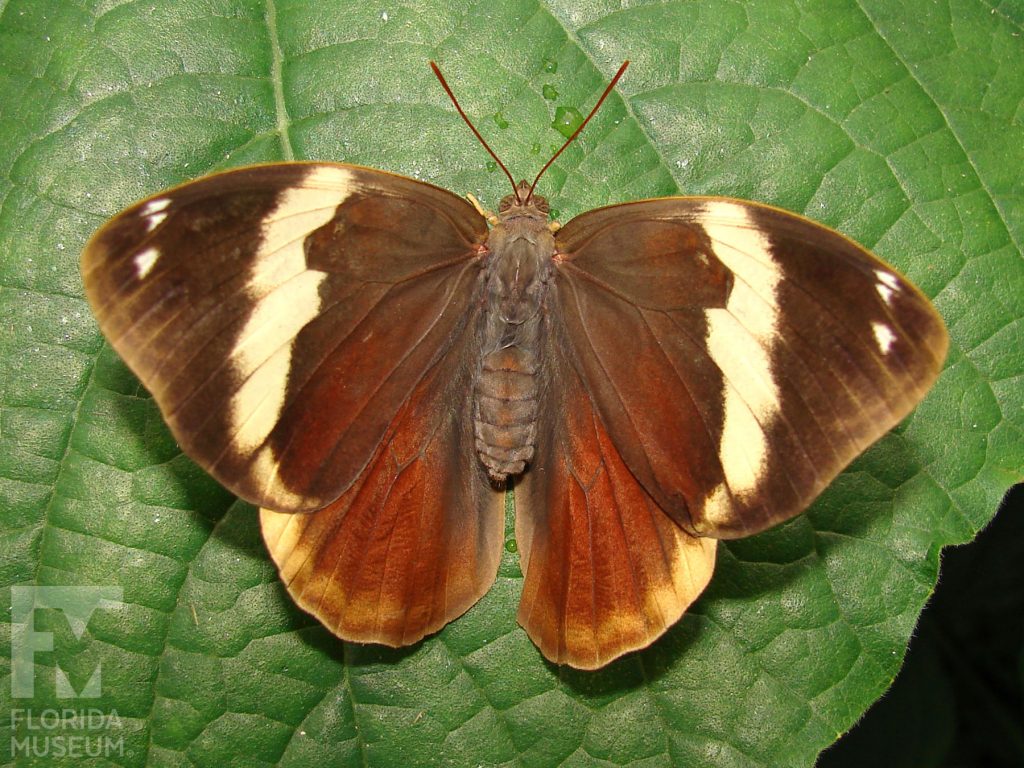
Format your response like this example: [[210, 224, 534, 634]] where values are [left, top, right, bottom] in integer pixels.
[[701, 200, 783, 518], [225, 165, 356, 503]]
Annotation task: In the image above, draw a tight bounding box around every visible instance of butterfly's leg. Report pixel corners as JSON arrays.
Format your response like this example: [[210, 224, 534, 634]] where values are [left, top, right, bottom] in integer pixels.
[[465, 193, 499, 226]]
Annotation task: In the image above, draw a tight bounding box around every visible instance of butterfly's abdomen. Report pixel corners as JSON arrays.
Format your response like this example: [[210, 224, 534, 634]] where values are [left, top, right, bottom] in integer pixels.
[[473, 340, 540, 482], [473, 215, 552, 484]]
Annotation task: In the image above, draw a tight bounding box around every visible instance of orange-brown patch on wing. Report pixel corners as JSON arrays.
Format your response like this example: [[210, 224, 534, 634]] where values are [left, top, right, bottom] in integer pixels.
[[261, 356, 504, 647], [516, 358, 717, 669]]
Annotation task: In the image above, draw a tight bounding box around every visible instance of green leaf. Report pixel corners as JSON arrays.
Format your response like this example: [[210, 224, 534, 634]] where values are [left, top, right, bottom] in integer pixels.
[[1, 1, 1020, 766]]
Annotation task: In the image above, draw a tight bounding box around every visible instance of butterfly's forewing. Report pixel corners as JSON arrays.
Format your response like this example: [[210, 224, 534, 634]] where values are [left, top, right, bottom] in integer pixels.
[[260, 316, 505, 646], [551, 197, 949, 540], [516, 326, 717, 668], [81, 163, 490, 513]]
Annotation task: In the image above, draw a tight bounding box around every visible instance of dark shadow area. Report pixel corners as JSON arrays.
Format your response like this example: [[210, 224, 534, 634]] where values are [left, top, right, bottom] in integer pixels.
[[819, 483, 1024, 767]]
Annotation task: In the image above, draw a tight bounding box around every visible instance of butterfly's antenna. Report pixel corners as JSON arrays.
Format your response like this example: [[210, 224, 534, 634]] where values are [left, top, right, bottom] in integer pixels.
[[430, 61, 521, 202], [528, 61, 629, 203]]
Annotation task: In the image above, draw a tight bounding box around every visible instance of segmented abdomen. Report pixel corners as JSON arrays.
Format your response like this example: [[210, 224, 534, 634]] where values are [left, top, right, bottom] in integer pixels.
[[473, 344, 539, 483]]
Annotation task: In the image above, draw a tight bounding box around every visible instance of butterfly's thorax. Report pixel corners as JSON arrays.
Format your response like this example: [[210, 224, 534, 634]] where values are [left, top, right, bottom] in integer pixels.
[[473, 188, 554, 483]]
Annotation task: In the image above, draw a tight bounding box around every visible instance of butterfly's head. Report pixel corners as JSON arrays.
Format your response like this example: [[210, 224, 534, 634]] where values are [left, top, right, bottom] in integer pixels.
[[499, 180, 549, 218], [430, 60, 629, 223]]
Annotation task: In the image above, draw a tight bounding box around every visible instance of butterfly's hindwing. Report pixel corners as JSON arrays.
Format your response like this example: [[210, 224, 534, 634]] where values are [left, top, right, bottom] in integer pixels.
[[261, 314, 505, 647], [516, 315, 717, 669]]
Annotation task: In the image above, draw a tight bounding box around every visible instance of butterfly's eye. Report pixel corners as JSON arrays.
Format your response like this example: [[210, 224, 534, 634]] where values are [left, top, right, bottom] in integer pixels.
[[533, 198, 550, 214], [498, 194, 515, 212]]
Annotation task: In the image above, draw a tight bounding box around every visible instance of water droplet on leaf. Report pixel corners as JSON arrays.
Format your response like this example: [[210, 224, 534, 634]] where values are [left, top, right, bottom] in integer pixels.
[[486, 161, 497, 172], [551, 106, 584, 138], [530, 142, 541, 154], [542, 57, 557, 73], [505, 539, 518, 553], [492, 111, 509, 129], [542, 84, 558, 100]]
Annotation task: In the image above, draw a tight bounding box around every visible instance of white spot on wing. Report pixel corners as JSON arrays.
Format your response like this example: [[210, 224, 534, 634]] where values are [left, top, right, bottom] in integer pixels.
[[133, 247, 159, 278], [875, 269, 900, 305], [872, 321, 896, 354], [143, 198, 170, 214], [141, 198, 171, 232], [227, 166, 356, 475], [701, 200, 783, 512]]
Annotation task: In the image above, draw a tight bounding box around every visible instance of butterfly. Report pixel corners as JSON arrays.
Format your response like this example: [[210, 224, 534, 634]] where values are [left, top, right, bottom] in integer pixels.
[[79, 62, 948, 669]]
